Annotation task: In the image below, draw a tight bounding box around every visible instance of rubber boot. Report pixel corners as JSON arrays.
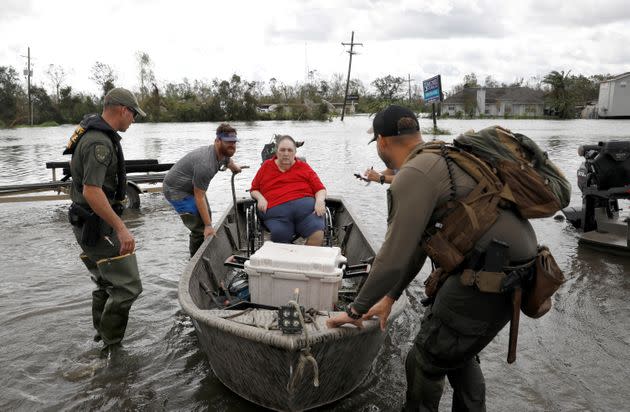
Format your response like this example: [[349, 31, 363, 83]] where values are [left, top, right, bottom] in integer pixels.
[[96, 253, 142, 346], [80, 253, 107, 342]]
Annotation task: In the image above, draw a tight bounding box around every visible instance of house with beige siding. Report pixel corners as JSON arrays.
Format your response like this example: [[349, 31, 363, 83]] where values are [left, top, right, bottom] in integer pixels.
[[443, 87, 545, 117]]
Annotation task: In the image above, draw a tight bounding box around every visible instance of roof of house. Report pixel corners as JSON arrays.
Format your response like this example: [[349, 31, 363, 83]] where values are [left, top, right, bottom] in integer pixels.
[[443, 87, 545, 104], [603, 72, 630, 82]]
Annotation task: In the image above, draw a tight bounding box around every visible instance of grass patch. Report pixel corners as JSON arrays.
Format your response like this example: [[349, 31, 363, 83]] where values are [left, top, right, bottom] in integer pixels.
[[422, 126, 451, 135], [38, 121, 60, 127]]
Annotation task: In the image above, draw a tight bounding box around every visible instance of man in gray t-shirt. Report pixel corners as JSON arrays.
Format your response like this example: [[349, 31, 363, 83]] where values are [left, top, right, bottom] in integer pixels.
[[163, 123, 241, 256]]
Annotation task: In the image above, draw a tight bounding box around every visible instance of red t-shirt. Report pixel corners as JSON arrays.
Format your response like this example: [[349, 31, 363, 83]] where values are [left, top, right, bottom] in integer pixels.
[[250, 158, 326, 209]]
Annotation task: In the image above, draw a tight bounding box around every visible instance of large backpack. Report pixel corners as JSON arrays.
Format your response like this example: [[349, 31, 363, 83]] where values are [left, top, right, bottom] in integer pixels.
[[453, 125, 571, 218], [418, 126, 571, 272]]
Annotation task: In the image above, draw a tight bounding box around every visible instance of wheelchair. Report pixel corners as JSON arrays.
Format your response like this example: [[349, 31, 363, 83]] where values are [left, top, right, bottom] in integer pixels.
[[245, 201, 335, 256]]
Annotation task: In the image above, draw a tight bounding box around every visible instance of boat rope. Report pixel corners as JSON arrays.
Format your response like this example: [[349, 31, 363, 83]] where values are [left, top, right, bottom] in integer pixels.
[[286, 300, 320, 391]]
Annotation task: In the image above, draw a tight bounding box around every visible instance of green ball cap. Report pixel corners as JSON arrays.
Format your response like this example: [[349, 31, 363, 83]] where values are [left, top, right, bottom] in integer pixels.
[[104, 87, 146, 117]]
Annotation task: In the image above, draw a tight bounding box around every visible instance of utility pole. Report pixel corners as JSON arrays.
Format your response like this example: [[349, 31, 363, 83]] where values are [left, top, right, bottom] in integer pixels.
[[21, 47, 33, 125], [340, 31, 362, 121]]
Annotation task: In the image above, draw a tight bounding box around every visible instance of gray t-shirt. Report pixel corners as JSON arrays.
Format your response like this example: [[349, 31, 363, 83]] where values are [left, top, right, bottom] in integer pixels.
[[163, 146, 225, 200]]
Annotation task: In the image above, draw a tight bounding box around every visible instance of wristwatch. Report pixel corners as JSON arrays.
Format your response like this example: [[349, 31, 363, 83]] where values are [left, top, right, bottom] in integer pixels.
[[345, 304, 362, 320], [379, 174, 386, 185]]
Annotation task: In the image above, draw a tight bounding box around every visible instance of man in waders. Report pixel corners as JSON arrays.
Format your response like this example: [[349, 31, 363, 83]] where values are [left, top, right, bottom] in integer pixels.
[[327, 105, 538, 411], [65, 87, 145, 354], [162, 123, 241, 257]]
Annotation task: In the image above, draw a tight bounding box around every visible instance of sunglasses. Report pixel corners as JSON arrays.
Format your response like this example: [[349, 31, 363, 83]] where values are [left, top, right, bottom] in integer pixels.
[[125, 106, 139, 119]]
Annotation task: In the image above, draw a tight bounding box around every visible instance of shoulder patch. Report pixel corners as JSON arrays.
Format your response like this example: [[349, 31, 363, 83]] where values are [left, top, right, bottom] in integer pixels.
[[93, 144, 112, 165]]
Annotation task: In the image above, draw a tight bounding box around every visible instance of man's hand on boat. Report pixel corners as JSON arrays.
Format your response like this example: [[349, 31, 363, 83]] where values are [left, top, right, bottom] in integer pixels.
[[326, 296, 395, 331], [203, 224, 216, 239]]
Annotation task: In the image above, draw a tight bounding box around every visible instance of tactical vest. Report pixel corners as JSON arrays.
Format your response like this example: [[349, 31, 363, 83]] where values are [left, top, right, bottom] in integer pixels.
[[63, 114, 126, 202]]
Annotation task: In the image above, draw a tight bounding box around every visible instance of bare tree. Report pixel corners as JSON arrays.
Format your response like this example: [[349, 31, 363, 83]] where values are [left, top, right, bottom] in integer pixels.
[[89, 61, 118, 96], [46, 64, 67, 103], [136, 51, 156, 99]]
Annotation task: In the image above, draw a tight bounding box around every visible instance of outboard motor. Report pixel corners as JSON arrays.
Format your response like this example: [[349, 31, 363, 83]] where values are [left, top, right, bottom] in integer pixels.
[[578, 141, 630, 191], [565, 141, 630, 231]]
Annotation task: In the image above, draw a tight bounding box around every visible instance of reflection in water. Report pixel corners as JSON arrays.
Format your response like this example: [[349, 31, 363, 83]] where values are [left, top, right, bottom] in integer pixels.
[[1, 119, 630, 411]]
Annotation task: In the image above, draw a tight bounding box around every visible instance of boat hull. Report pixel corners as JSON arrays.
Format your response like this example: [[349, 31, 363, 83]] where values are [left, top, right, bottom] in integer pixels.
[[191, 310, 396, 411], [179, 196, 406, 411]]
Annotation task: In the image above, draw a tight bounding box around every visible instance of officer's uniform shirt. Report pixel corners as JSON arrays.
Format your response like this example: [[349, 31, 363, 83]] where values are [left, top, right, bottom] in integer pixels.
[[70, 130, 120, 206]]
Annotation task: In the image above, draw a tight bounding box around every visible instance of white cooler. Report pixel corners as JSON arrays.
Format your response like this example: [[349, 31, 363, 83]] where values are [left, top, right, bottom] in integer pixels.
[[244, 242, 347, 311]]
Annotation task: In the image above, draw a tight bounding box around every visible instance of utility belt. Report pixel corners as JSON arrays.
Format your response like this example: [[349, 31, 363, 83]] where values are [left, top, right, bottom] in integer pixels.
[[422, 240, 565, 364], [68, 202, 124, 247]]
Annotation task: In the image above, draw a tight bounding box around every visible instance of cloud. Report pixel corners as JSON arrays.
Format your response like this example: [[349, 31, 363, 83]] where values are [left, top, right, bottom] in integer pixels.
[[374, 3, 507, 40], [0, 0, 34, 22], [266, 7, 343, 42], [527, 0, 630, 27]]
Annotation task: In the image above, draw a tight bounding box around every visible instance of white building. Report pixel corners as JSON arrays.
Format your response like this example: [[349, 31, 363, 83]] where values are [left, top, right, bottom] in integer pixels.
[[443, 87, 545, 117], [598, 72, 630, 118]]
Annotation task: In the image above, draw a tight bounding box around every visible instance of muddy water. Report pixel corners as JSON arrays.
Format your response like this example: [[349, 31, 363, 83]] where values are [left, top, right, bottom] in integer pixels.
[[1, 117, 629, 411]]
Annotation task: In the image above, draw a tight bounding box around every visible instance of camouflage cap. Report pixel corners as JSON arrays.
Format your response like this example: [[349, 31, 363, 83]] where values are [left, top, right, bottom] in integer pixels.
[[104, 87, 146, 117]]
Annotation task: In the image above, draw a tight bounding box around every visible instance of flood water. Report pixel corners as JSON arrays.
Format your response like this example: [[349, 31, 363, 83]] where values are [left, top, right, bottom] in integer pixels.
[[1, 117, 629, 411]]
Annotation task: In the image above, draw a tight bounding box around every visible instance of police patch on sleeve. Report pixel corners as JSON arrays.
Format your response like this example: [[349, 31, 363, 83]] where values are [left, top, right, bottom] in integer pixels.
[[93, 144, 112, 165]]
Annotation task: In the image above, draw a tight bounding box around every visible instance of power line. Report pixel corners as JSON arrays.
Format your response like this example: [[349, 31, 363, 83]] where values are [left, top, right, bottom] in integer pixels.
[[340, 31, 362, 121]]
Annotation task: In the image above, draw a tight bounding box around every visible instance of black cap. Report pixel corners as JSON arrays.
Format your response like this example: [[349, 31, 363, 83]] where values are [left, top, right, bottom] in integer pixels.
[[369, 105, 419, 144]]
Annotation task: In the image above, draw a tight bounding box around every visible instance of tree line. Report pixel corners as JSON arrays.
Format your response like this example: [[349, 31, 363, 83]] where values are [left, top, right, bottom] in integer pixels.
[[0, 51, 612, 127]]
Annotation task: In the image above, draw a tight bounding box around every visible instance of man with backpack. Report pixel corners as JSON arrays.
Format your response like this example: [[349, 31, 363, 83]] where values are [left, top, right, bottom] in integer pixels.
[[327, 105, 566, 410]]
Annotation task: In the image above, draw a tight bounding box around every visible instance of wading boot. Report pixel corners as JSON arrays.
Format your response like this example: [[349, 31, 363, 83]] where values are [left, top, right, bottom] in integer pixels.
[[96, 253, 142, 346], [80, 253, 107, 342], [179, 213, 205, 257]]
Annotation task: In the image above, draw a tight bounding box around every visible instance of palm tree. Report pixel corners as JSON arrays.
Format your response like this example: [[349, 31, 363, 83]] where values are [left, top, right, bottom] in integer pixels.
[[542, 70, 573, 119]]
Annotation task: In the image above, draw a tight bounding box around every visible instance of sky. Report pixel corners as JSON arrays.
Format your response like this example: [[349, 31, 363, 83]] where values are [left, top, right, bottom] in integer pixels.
[[1, 0, 629, 97]]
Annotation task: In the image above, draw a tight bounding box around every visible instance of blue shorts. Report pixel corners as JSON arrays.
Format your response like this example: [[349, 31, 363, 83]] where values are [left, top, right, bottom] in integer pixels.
[[262, 197, 325, 243], [167, 196, 198, 215]]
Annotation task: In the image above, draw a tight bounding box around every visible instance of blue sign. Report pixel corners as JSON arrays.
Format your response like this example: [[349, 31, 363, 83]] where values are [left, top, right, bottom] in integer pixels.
[[423, 75, 442, 103]]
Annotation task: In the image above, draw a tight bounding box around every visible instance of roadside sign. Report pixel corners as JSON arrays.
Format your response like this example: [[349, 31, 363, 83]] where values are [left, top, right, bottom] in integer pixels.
[[346, 95, 359, 101], [423, 75, 442, 103]]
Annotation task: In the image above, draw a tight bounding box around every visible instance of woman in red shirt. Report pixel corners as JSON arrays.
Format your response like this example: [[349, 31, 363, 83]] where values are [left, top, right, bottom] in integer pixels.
[[250, 135, 327, 246]]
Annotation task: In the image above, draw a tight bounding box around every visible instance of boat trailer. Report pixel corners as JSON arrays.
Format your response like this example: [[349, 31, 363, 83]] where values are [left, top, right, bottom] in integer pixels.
[[0, 159, 173, 209]]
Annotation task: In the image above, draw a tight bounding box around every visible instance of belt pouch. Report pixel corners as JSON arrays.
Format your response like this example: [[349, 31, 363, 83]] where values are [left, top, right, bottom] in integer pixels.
[[521, 246, 566, 318]]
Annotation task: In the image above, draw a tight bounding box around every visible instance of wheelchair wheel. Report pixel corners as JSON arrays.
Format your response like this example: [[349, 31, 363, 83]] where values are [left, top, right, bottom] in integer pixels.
[[323, 207, 334, 247], [246, 204, 264, 256]]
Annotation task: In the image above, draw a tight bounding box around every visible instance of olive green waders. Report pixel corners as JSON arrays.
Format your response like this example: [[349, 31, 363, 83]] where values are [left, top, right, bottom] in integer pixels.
[[404, 276, 511, 412], [179, 212, 206, 257], [73, 227, 142, 346]]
